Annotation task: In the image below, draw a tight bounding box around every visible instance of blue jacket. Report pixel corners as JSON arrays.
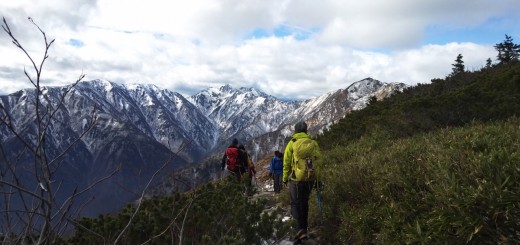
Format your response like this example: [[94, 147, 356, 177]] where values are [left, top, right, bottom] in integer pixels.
[[270, 156, 284, 175]]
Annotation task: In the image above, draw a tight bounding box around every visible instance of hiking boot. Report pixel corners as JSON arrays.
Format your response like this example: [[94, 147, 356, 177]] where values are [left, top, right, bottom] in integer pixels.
[[293, 229, 308, 244]]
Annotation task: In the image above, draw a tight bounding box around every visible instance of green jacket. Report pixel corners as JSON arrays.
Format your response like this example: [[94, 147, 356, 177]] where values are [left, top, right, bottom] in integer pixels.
[[283, 132, 322, 182]]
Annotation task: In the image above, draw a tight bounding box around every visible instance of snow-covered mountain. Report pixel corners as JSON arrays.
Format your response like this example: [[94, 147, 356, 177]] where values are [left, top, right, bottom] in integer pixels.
[[150, 78, 407, 195], [188, 78, 406, 155], [0, 78, 406, 216], [188, 85, 300, 147]]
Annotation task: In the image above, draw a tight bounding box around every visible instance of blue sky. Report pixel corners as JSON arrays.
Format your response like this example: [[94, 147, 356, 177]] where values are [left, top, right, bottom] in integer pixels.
[[249, 25, 319, 41], [0, 0, 519, 99], [424, 16, 516, 46], [69, 39, 85, 47]]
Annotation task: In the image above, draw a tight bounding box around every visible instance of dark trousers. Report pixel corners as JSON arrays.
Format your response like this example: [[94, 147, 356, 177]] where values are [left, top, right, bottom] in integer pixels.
[[231, 169, 244, 182], [289, 181, 313, 231], [273, 173, 282, 192]]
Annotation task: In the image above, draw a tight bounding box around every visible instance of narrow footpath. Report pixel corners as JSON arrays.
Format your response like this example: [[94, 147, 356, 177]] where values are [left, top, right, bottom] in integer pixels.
[[251, 172, 319, 245]]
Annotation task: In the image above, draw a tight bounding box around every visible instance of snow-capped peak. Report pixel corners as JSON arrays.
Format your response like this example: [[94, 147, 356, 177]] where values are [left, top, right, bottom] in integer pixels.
[[0, 77, 407, 217]]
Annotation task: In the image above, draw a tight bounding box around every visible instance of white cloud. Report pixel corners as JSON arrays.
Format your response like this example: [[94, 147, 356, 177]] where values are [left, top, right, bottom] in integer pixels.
[[0, 0, 518, 99]]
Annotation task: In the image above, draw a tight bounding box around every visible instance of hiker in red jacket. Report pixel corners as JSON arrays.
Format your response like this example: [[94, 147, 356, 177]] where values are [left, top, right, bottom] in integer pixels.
[[221, 138, 246, 181]]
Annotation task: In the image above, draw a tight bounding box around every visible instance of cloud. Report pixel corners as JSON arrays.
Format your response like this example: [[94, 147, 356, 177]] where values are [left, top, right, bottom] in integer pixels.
[[386, 43, 496, 83], [0, 0, 517, 99]]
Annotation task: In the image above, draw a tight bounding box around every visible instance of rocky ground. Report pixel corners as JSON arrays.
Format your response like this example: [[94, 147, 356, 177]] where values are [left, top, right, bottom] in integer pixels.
[[251, 157, 320, 245]]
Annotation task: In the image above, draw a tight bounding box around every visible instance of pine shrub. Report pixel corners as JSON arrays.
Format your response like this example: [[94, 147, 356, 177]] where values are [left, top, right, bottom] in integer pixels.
[[69, 177, 290, 244], [317, 118, 520, 244]]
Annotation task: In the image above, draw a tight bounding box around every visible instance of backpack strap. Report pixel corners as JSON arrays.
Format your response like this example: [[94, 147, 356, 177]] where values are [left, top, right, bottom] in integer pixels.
[[290, 137, 298, 179]]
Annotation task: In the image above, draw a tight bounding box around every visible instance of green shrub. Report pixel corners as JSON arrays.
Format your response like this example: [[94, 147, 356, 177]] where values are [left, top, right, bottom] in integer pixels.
[[317, 118, 520, 244], [69, 178, 290, 244]]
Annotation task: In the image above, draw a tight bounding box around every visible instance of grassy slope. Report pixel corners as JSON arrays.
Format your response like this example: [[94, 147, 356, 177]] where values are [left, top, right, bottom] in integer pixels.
[[317, 119, 520, 244], [312, 62, 520, 244]]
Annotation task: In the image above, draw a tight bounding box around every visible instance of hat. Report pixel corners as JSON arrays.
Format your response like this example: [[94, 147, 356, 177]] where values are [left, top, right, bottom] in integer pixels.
[[294, 121, 308, 133], [231, 138, 238, 146]]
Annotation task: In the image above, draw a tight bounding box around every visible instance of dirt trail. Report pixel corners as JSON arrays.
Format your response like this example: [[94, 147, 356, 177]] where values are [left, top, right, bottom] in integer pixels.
[[250, 176, 319, 245]]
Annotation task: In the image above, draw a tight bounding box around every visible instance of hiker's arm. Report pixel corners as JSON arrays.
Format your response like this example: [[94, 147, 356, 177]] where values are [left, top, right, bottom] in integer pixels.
[[239, 151, 247, 167], [221, 153, 226, 170]]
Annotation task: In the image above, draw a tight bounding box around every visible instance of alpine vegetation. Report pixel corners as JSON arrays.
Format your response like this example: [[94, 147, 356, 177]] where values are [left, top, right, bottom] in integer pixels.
[[4, 16, 518, 244]]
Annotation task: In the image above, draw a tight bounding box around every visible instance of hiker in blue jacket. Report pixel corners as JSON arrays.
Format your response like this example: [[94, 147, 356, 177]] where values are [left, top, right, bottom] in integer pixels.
[[269, 150, 284, 193]]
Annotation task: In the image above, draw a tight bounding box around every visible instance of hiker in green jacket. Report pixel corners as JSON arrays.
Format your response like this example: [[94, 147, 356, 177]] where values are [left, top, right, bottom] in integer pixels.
[[283, 121, 322, 243]]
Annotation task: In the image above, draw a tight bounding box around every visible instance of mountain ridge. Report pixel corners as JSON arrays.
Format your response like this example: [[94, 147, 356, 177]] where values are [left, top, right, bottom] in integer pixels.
[[0, 77, 406, 216]]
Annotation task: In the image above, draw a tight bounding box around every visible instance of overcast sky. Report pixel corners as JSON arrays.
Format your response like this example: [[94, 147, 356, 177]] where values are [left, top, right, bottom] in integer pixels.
[[1, 0, 519, 100]]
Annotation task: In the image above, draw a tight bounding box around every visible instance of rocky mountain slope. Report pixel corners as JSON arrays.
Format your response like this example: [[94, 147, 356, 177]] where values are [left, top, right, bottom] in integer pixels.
[[0, 78, 406, 215], [149, 78, 407, 194]]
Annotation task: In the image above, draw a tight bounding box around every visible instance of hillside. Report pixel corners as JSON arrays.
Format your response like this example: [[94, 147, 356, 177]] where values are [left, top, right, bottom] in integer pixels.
[[316, 117, 520, 244], [62, 62, 520, 244], [318, 61, 520, 149], [313, 61, 520, 244], [2, 13, 519, 244], [0, 77, 403, 219]]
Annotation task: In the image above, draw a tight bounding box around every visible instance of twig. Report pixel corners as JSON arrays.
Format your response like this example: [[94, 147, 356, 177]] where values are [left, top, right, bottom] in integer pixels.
[[113, 139, 193, 244]]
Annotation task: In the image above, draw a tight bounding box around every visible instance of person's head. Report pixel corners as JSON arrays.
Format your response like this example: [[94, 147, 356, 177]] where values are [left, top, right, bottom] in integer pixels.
[[294, 121, 308, 133], [274, 150, 280, 156], [238, 144, 246, 150], [231, 138, 238, 146]]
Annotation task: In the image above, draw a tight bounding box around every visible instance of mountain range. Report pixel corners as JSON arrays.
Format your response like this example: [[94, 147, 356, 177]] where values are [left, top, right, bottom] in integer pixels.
[[0, 78, 406, 216]]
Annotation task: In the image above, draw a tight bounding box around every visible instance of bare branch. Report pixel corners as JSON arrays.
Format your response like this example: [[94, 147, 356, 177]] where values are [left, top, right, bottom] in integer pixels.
[[1, 17, 98, 242], [2, 18, 40, 84], [113, 140, 193, 244], [66, 216, 106, 243], [48, 111, 97, 166], [0, 180, 52, 206], [61, 163, 122, 206], [138, 189, 218, 245]]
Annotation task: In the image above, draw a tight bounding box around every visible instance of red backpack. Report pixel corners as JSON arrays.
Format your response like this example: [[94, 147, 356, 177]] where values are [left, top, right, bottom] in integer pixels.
[[225, 147, 239, 172]]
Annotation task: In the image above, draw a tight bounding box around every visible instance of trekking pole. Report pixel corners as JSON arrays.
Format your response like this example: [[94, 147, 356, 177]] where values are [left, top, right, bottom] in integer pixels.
[[316, 181, 324, 224], [253, 173, 259, 191]]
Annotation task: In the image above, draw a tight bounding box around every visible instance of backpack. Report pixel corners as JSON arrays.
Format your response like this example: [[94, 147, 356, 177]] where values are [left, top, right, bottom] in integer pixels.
[[246, 153, 255, 174], [291, 137, 318, 181], [225, 147, 240, 172], [246, 154, 253, 169]]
